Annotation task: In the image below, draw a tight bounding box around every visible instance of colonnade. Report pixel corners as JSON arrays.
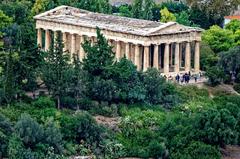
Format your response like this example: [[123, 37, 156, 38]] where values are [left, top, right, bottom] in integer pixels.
[[37, 28, 200, 74]]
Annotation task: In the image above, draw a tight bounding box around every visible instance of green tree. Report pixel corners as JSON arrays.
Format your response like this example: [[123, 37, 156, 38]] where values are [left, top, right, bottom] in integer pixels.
[[82, 28, 115, 78], [202, 25, 235, 53], [225, 19, 240, 33], [0, 10, 12, 38], [132, 0, 143, 19], [143, 0, 154, 20], [143, 68, 179, 107], [119, 5, 132, 17], [31, 0, 55, 16], [160, 7, 176, 23], [206, 66, 224, 86], [41, 31, 71, 109], [194, 108, 238, 147], [219, 46, 240, 77], [176, 11, 191, 26]]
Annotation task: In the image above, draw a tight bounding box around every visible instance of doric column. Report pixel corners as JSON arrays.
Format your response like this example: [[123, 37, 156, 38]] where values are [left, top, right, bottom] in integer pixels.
[[185, 42, 191, 72], [62, 32, 67, 52], [164, 43, 170, 73], [143, 45, 150, 71], [174, 42, 180, 72], [45, 29, 50, 51], [54, 31, 58, 47], [71, 34, 76, 59], [116, 41, 121, 60], [179, 43, 182, 67], [194, 41, 200, 72], [135, 44, 140, 70], [125, 43, 130, 59], [153, 44, 159, 69], [79, 35, 85, 61], [37, 28, 42, 48]]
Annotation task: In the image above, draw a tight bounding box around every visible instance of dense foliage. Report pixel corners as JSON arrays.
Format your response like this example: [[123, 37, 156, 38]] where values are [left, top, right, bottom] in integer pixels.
[[0, 0, 240, 158]]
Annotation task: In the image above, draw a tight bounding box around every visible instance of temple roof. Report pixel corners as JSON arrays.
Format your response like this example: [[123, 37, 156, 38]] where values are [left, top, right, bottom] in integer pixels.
[[34, 5, 202, 36]]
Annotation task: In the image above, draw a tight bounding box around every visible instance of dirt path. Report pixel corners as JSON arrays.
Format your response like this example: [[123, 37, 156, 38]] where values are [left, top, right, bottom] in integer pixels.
[[222, 145, 240, 159]]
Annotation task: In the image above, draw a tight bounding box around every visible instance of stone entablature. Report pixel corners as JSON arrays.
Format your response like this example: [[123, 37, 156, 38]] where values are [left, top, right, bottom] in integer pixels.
[[34, 5, 202, 74]]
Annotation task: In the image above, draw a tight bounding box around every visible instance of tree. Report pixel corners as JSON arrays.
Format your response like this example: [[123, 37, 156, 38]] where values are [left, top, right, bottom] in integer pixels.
[[143, 0, 154, 20], [108, 57, 146, 104], [176, 11, 191, 26], [41, 31, 71, 109], [143, 68, 179, 107], [225, 20, 240, 33], [119, 5, 132, 17], [82, 28, 115, 78], [0, 10, 12, 38], [194, 108, 238, 148], [202, 25, 235, 53], [31, 0, 55, 16], [186, 0, 240, 26], [206, 66, 224, 86], [160, 7, 176, 23], [219, 46, 240, 77], [132, 0, 143, 19]]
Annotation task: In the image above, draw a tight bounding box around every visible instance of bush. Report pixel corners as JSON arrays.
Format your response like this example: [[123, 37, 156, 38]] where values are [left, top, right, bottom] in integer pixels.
[[0, 113, 13, 158], [89, 104, 118, 117], [206, 66, 224, 86], [193, 108, 238, 147], [233, 84, 240, 93], [15, 114, 44, 147], [32, 97, 55, 108], [171, 141, 221, 159], [60, 96, 77, 109]]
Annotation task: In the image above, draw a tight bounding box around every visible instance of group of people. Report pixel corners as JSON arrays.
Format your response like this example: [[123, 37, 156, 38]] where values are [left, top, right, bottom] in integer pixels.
[[166, 72, 202, 84]]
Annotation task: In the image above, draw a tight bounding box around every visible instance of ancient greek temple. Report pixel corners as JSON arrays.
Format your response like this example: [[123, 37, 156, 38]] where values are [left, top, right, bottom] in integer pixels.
[[34, 6, 202, 75]]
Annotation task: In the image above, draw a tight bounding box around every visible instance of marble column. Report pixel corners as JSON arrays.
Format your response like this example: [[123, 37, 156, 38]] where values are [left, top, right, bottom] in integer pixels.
[[125, 43, 130, 59], [179, 43, 182, 68], [71, 34, 76, 59], [153, 44, 159, 69], [62, 32, 67, 52], [79, 35, 85, 61], [54, 31, 58, 47], [185, 42, 191, 72], [174, 42, 180, 72], [194, 41, 200, 72], [135, 44, 140, 70], [164, 43, 170, 73], [37, 28, 42, 48], [143, 45, 150, 71], [45, 29, 51, 51], [116, 41, 121, 60]]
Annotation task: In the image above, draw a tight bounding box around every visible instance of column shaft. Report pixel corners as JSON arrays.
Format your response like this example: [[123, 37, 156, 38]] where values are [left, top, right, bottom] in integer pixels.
[[194, 41, 200, 72], [153, 45, 159, 69], [185, 42, 191, 72], [79, 35, 85, 61], [174, 43, 180, 72], [135, 44, 140, 70], [71, 34, 76, 59], [164, 43, 170, 73], [62, 32, 67, 52], [143, 46, 150, 71], [116, 41, 121, 60], [37, 28, 42, 48], [45, 29, 50, 51], [125, 43, 130, 59]]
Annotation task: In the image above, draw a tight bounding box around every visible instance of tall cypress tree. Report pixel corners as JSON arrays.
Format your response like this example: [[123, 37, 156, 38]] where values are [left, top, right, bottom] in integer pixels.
[[41, 31, 71, 109], [143, 0, 154, 20], [132, 0, 143, 19]]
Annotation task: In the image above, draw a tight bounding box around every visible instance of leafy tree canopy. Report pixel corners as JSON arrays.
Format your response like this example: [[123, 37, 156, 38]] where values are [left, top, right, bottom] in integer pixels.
[[160, 7, 176, 23]]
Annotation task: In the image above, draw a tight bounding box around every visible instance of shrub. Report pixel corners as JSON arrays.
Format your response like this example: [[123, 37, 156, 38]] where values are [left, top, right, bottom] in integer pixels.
[[60, 96, 77, 109], [0, 113, 13, 158], [89, 104, 118, 117], [206, 66, 224, 86], [171, 141, 221, 159], [193, 108, 238, 147], [15, 114, 44, 147], [233, 84, 240, 93], [8, 133, 24, 159], [32, 97, 55, 108]]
